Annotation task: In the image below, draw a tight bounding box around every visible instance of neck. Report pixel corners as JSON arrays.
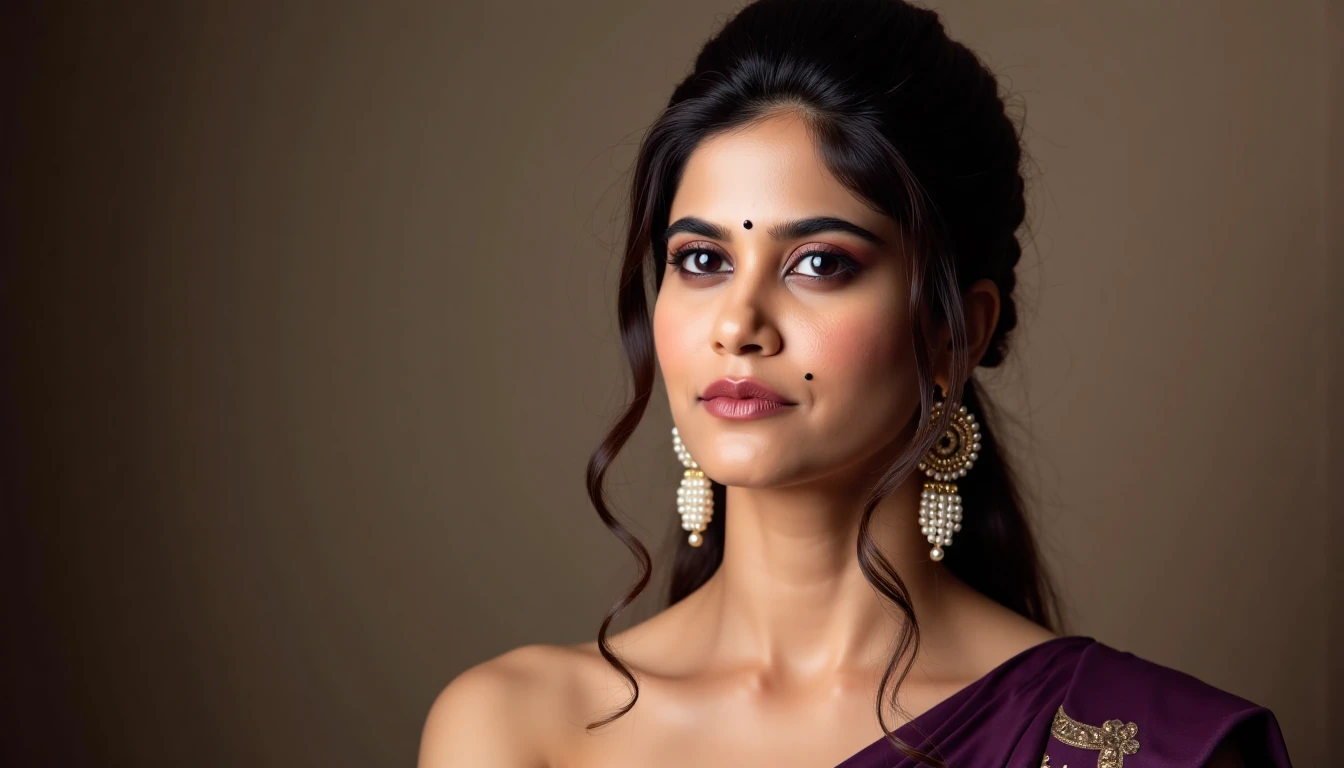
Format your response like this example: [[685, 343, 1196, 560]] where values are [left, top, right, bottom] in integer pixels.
[[694, 457, 965, 680]]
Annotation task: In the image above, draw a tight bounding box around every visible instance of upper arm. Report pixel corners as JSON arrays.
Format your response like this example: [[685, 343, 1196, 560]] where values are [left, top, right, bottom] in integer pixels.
[[418, 648, 551, 768]]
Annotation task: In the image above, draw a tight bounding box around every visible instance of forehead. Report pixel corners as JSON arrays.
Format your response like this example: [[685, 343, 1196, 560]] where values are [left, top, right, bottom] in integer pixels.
[[668, 113, 896, 240]]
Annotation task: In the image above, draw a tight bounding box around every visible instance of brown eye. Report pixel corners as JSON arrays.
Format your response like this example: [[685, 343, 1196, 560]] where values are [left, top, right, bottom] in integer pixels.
[[791, 251, 855, 278], [670, 247, 731, 275]]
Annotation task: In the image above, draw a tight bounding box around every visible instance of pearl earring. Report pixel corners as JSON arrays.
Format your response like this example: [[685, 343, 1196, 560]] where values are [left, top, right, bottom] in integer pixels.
[[671, 426, 713, 547], [917, 398, 980, 561]]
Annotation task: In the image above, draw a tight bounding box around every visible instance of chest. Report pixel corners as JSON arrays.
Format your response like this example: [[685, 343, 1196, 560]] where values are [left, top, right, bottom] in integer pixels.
[[549, 677, 969, 768], [554, 720, 891, 768]]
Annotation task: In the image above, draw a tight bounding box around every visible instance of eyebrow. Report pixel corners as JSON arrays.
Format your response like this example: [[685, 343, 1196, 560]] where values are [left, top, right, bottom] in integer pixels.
[[660, 215, 887, 248]]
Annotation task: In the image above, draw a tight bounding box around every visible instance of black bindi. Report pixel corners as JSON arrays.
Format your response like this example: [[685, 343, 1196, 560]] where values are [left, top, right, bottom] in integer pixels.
[[742, 219, 752, 229], [804, 373, 813, 380]]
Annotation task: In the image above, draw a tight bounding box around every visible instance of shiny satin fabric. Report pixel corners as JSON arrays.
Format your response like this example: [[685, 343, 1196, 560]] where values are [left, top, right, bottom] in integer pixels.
[[832, 635, 1292, 768]]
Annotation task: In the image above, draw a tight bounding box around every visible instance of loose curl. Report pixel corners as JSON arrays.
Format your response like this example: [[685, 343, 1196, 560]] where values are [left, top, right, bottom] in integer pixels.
[[583, 1, 1062, 765]]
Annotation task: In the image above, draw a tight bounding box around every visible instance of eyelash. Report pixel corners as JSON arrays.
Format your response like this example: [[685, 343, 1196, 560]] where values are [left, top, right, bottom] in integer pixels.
[[664, 244, 861, 282]]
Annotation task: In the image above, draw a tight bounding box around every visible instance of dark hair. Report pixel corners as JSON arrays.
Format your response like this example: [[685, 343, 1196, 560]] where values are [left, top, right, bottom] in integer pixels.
[[583, 1, 1062, 765]]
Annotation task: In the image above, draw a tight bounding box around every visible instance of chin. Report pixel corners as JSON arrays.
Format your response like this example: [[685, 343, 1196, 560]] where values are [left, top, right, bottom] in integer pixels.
[[710, 461, 857, 492], [697, 449, 823, 489]]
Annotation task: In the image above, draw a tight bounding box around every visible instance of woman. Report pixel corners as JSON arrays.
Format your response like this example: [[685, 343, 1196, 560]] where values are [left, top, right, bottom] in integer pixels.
[[419, 1, 1293, 766]]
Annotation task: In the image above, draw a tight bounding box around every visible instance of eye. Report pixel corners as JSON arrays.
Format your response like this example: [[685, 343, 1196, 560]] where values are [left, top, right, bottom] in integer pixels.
[[667, 246, 731, 276], [789, 249, 860, 281], [665, 244, 861, 283]]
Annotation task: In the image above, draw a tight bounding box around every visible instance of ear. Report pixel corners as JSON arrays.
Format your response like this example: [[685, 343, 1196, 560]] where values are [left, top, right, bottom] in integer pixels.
[[933, 278, 1001, 393]]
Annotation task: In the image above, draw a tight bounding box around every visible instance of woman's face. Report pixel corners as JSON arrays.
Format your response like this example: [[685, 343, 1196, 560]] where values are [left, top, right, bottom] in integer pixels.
[[653, 113, 923, 489]]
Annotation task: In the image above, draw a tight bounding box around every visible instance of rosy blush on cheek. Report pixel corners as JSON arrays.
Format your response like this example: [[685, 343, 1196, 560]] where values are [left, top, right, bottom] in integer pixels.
[[652, 298, 700, 402], [807, 307, 906, 382], [804, 309, 917, 454]]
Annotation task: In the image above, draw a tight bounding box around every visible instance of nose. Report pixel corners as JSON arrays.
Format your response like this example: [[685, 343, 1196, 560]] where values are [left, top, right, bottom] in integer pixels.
[[711, 277, 782, 357]]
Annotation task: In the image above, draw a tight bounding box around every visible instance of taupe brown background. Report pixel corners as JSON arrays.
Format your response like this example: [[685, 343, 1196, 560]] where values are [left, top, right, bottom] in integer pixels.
[[2, 1, 1339, 766]]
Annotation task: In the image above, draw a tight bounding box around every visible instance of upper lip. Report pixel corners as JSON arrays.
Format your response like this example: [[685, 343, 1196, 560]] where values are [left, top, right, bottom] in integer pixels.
[[700, 377, 794, 404]]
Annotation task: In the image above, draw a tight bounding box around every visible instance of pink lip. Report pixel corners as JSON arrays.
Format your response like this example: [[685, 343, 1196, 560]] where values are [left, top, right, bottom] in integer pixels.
[[699, 377, 796, 421]]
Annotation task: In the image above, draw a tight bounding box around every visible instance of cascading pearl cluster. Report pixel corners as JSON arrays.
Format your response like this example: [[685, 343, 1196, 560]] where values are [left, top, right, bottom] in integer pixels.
[[918, 482, 963, 562], [916, 401, 981, 561], [672, 427, 713, 547]]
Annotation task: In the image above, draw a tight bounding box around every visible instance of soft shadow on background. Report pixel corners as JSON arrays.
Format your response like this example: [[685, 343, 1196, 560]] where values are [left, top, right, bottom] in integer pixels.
[[1, 1, 1339, 766]]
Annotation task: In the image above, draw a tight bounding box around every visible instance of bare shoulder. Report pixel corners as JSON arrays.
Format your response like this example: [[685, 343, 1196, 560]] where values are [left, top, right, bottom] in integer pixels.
[[417, 623, 681, 768], [937, 574, 1060, 672], [418, 643, 588, 768]]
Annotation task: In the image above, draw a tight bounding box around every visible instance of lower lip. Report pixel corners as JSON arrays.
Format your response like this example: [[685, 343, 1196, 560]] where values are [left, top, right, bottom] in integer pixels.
[[700, 397, 794, 420]]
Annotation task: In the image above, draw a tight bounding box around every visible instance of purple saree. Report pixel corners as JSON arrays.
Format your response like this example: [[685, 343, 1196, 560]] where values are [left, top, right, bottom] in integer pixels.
[[834, 635, 1292, 768]]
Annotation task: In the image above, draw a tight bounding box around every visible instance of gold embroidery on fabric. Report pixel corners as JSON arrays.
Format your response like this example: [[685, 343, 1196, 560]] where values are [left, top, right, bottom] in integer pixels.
[[1050, 705, 1140, 768], [1040, 754, 1068, 768]]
